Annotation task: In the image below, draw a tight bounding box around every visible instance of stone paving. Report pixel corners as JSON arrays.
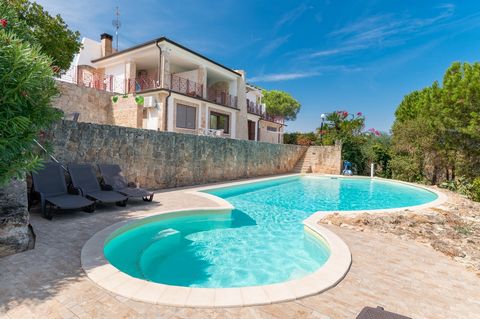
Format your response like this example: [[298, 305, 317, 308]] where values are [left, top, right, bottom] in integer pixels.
[[1, 185, 480, 319]]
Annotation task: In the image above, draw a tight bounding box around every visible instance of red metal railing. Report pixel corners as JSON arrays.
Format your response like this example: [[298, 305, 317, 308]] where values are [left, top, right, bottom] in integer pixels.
[[127, 74, 159, 93], [59, 66, 125, 93], [207, 88, 238, 108], [60, 67, 239, 109], [167, 73, 203, 98]]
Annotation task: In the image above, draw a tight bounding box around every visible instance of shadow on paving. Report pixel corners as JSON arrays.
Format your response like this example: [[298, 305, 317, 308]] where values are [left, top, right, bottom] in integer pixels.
[[0, 198, 161, 313]]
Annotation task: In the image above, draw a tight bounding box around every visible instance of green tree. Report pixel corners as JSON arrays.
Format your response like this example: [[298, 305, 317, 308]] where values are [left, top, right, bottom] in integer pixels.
[[318, 111, 369, 174], [390, 61, 480, 186], [262, 90, 301, 121], [362, 133, 392, 178], [0, 11, 62, 185], [1, 0, 81, 71]]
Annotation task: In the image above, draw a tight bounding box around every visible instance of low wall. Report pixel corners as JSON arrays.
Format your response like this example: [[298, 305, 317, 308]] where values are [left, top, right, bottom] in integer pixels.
[[46, 121, 308, 189], [309, 145, 342, 174], [52, 81, 114, 124]]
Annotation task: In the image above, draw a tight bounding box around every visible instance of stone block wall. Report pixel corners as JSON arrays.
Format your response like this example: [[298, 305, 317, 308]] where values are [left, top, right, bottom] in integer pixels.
[[52, 81, 114, 124], [111, 96, 143, 128], [46, 121, 308, 189], [309, 145, 342, 174]]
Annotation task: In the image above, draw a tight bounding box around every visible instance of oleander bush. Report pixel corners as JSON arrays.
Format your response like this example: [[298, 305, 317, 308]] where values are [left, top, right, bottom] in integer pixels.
[[0, 31, 62, 185]]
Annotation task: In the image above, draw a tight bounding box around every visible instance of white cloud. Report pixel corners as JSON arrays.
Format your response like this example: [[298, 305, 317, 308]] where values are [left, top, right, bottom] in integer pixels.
[[249, 72, 320, 82], [297, 4, 457, 60], [307, 45, 367, 58], [274, 3, 310, 31], [258, 34, 291, 57], [329, 5, 455, 47]]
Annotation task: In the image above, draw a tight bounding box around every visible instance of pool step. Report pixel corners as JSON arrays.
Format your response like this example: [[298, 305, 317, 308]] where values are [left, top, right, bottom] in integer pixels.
[[137, 229, 182, 279], [293, 148, 317, 173]]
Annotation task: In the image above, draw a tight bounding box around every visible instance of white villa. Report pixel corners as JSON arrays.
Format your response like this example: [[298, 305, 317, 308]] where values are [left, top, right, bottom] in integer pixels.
[[62, 34, 286, 143]]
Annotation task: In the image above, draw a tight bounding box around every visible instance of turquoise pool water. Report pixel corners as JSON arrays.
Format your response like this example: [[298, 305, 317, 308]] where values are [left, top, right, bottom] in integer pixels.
[[104, 176, 437, 288]]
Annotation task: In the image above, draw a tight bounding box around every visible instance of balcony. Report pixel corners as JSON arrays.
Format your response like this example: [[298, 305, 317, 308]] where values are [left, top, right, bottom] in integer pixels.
[[246, 99, 263, 116], [206, 88, 238, 108], [127, 73, 237, 109], [246, 98, 284, 125], [60, 67, 239, 109]]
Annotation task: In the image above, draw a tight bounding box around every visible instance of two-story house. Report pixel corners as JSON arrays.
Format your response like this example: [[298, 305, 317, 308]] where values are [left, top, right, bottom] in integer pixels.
[[62, 34, 286, 143]]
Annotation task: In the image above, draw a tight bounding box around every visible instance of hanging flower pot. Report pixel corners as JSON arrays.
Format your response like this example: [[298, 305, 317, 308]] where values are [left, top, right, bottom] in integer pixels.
[[112, 96, 119, 103], [135, 95, 144, 105]]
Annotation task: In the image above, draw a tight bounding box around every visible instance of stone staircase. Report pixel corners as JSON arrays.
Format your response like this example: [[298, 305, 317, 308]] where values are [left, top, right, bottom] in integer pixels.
[[292, 148, 317, 173]]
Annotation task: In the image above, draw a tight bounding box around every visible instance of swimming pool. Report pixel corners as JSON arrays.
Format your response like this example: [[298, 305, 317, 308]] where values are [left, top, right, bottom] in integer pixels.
[[104, 176, 438, 288]]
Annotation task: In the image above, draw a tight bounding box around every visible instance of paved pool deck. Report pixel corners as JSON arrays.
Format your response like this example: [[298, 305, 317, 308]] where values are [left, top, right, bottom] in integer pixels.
[[1, 179, 479, 318]]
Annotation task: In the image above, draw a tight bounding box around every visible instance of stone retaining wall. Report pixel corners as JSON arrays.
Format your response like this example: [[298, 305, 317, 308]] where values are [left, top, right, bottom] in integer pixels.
[[46, 121, 308, 189], [309, 145, 342, 174], [52, 81, 114, 124]]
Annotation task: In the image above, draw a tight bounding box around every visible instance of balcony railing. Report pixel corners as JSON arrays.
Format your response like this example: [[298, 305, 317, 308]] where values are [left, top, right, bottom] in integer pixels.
[[263, 113, 285, 125], [246, 98, 284, 124], [59, 67, 238, 108], [167, 73, 203, 98], [127, 74, 159, 93], [58, 66, 124, 93], [206, 88, 238, 108], [246, 99, 263, 116]]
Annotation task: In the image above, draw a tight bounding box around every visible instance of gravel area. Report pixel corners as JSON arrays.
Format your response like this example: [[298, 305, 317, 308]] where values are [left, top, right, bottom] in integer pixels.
[[320, 187, 480, 276]]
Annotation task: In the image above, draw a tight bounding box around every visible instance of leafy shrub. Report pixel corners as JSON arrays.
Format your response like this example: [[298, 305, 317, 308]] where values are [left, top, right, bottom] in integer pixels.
[[0, 31, 62, 185], [469, 177, 480, 202]]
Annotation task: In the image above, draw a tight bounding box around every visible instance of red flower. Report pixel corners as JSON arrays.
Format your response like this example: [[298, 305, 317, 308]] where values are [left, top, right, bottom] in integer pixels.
[[0, 19, 7, 28], [342, 111, 348, 118], [356, 112, 362, 116], [375, 130, 381, 136]]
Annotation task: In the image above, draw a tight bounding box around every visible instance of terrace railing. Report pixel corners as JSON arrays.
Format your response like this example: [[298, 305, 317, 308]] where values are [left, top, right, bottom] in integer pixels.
[[166, 73, 203, 98], [246, 98, 284, 124], [58, 66, 125, 93], [207, 88, 238, 108], [246, 99, 263, 116], [263, 113, 285, 125], [59, 67, 239, 109], [127, 74, 160, 93]]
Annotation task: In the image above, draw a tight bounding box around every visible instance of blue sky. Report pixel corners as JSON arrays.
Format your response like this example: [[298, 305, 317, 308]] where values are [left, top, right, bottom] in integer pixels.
[[37, 0, 480, 133]]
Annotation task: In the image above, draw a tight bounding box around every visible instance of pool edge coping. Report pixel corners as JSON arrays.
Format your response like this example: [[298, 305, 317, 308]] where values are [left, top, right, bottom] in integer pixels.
[[81, 177, 352, 307], [81, 173, 447, 308]]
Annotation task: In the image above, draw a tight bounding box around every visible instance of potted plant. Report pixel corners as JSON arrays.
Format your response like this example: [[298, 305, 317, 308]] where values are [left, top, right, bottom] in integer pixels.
[[135, 95, 144, 105]]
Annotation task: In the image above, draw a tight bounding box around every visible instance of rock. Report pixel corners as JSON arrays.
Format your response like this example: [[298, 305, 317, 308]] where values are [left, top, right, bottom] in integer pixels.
[[431, 241, 466, 258], [0, 178, 33, 257]]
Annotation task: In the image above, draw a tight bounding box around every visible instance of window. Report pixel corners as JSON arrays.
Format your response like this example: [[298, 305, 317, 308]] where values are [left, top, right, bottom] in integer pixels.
[[267, 126, 277, 132], [176, 104, 196, 129], [210, 111, 230, 134]]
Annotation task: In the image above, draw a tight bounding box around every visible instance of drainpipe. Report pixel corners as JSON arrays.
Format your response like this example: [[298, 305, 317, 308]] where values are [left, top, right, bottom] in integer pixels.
[[155, 40, 163, 88]]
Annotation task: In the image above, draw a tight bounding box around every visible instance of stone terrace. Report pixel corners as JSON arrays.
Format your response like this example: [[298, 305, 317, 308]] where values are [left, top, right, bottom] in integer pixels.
[[1, 182, 480, 319]]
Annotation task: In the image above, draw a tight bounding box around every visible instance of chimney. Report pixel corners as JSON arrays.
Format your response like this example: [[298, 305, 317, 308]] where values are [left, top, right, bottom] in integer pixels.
[[100, 33, 113, 57]]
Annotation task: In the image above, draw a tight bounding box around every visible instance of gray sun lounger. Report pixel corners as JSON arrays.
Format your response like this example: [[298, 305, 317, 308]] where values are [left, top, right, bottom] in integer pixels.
[[31, 162, 95, 220], [68, 164, 128, 206], [98, 164, 154, 202], [356, 306, 411, 319]]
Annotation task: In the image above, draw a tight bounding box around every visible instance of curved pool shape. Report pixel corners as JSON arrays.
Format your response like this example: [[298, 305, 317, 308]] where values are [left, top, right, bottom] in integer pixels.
[[104, 176, 437, 288]]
